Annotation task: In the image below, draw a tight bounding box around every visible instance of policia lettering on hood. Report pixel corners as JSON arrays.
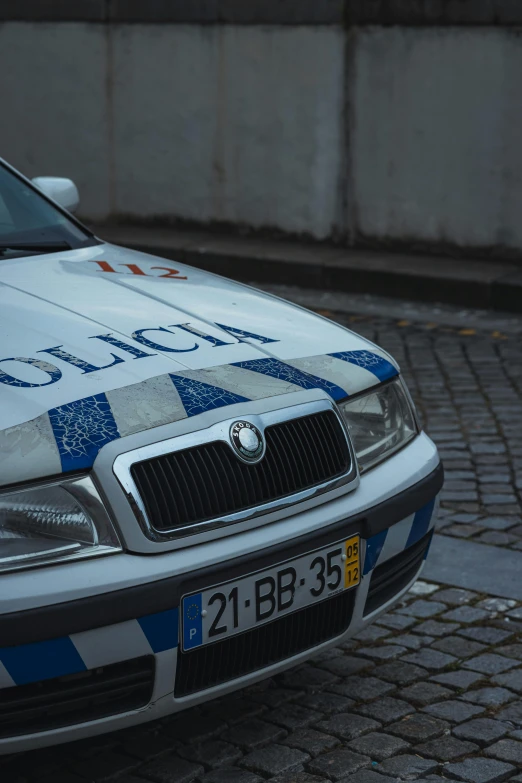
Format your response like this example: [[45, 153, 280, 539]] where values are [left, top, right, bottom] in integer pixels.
[[0, 323, 278, 388]]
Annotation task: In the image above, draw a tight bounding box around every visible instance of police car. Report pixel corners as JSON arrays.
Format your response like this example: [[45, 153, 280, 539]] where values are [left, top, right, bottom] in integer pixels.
[[0, 158, 442, 752]]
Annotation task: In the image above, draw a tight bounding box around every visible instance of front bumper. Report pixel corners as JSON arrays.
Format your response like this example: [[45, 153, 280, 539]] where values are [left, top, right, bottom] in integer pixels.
[[0, 458, 442, 752]]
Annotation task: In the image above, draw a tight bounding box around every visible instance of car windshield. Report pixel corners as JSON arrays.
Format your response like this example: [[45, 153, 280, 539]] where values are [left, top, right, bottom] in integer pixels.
[[0, 162, 98, 258]]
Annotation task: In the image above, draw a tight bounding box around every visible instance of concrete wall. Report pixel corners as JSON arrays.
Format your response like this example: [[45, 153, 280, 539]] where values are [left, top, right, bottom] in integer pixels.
[[112, 25, 345, 236], [1, 4, 522, 255], [351, 27, 522, 253], [0, 23, 112, 220], [0, 22, 345, 238]]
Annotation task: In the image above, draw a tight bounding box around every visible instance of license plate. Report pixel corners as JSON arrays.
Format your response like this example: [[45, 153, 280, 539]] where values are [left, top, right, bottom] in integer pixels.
[[181, 535, 360, 651]]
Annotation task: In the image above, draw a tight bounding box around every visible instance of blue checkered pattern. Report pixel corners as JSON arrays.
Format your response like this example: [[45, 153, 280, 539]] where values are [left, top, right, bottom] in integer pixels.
[[363, 499, 437, 576], [0, 349, 399, 481], [0, 499, 437, 691], [0, 608, 178, 688]]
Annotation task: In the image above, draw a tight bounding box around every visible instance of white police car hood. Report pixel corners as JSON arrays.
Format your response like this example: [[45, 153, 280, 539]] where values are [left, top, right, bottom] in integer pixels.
[[0, 243, 399, 486]]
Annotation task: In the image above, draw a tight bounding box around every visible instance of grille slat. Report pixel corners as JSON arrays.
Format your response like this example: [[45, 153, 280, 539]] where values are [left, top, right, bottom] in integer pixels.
[[175, 589, 356, 697], [316, 415, 338, 474], [177, 452, 201, 521], [267, 427, 291, 495], [325, 413, 346, 469], [153, 460, 176, 528], [294, 419, 315, 484], [135, 463, 163, 529], [186, 451, 212, 519], [210, 444, 237, 510], [274, 425, 300, 490], [132, 410, 350, 534], [306, 415, 331, 476], [283, 421, 308, 487], [301, 415, 326, 477], [162, 458, 187, 529], [294, 419, 317, 484], [258, 447, 277, 498]]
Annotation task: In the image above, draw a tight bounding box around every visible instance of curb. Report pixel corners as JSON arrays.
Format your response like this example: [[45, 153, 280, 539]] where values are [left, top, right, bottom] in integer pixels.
[[90, 224, 522, 314]]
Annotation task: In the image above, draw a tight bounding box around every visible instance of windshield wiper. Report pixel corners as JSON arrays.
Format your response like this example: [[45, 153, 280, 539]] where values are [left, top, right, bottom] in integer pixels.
[[0, 240, 72, 254]]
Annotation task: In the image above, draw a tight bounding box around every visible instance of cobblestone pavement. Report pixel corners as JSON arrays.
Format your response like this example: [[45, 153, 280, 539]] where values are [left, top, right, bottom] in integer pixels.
[[5, 290, 522, 783]]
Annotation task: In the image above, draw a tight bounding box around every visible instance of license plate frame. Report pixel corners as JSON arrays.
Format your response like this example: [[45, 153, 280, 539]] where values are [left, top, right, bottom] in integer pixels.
[[181, 534, 361, 652]]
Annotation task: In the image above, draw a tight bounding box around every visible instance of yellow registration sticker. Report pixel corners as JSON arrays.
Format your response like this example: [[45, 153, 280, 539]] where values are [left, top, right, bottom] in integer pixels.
[[344, 535, 361, 589]]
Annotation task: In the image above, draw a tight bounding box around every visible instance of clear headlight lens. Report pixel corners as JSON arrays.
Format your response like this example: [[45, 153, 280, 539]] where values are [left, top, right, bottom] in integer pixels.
[[0, 476, 121, 572], [340, 377, 418, 472]]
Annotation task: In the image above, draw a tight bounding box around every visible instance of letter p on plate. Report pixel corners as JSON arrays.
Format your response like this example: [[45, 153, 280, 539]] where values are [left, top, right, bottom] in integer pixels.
[[182, 593, 203, 650]]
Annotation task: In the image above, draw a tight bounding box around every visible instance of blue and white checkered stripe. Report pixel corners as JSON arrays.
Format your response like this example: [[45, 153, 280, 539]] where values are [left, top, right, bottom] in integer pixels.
[[0, 350, 398, 485], [363, 498, 438, 576], [0, 500, 437, 689], [0, 608, 178, 689]]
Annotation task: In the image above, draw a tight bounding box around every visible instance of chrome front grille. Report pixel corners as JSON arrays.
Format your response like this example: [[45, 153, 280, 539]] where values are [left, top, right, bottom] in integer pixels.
[[132, 410, 350, 536], [114, 400, 357, 540]]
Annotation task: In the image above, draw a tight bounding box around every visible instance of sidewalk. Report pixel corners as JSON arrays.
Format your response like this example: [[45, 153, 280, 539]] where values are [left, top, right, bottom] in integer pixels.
[[90, 223, 522, 314]]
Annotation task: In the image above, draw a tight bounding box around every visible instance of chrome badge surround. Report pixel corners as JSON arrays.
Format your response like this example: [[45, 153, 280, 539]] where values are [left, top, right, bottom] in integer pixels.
[[113, 398, 358, 542], [229, 420, 265, 463]]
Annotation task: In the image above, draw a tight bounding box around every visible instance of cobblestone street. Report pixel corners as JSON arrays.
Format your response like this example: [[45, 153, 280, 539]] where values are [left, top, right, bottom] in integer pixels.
[[5, 289, 522, 783]]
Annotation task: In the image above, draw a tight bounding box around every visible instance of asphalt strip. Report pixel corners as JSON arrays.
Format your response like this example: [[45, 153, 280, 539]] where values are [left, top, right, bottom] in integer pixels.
[[424, 533, 522, 600]]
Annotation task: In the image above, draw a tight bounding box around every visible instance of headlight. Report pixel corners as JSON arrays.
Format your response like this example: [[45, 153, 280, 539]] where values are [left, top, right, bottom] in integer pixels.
[[0, 476, 121, 573], [339, 377, 418, 472]]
